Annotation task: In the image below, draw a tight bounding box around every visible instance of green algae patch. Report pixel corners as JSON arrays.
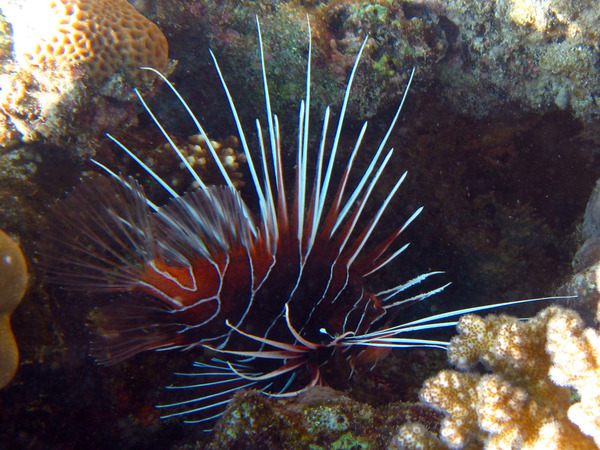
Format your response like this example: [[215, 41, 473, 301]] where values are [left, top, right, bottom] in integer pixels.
[[331, 432, 374, 450]]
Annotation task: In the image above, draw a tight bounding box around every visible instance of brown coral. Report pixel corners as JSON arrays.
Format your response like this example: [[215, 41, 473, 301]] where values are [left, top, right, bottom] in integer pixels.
[[3, 0, 168, 84]]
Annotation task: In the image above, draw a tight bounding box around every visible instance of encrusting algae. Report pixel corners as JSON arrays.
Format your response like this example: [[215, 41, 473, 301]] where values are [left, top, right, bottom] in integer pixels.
[[0, 228, 27, 389], [397, 306, 600, 449]]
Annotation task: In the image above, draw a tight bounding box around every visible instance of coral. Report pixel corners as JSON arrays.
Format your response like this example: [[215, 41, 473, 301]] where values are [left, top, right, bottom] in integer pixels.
[[96, 130, 248, 198], [154, 134, 246, 191], [400, 307, 600, 448], [2, 0, 168, 84], [442, 0, 600, 125], [546, 310, 600, 447], [419, 371, 482, 447], [0, 0, 169, 154], [393, 422, 448, 450], [3, 1, 596, 446], [0, 228, 27, 389], [205, 386, 440, 449]]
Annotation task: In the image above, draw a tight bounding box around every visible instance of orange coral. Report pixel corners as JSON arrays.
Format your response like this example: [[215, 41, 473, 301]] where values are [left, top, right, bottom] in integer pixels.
[[2, 0, 168, 84], [0, 229, 27, 389], [0, 0, 170, 151]]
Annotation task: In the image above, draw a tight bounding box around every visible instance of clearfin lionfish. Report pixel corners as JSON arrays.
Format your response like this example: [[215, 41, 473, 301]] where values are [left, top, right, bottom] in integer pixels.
[[46, 19, 560, 426]]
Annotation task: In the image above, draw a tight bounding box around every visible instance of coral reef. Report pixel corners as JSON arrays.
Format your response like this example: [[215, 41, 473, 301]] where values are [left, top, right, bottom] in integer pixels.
[[135, 0, 447, 138], [398, 306, 600, 448], [561, 177, 600, 324], [1, 1, 598, 447], [0, 0, 169, 154], [0, 228, 27, 389], [204, 386, 441, 449], [441, 0, 600, 126], [141, 0, 600, 137]]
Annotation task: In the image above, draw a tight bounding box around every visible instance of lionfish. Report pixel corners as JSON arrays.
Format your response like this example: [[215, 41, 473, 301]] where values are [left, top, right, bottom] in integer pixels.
[[47, 19, 557, 426]]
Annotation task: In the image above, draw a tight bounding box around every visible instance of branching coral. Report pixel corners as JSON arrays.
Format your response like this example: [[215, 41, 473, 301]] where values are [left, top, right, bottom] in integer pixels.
[[398, 306, 600, 449], [546, 310, 600, 447], [0, 229, 27, 389]]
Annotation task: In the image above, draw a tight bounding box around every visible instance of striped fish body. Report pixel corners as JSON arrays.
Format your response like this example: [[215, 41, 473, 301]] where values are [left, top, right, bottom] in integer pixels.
[[45, 20, 451, 424]]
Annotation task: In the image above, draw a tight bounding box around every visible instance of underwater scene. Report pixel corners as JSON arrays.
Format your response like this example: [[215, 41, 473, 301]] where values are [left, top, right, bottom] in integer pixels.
[[1, 0, 600, 448]]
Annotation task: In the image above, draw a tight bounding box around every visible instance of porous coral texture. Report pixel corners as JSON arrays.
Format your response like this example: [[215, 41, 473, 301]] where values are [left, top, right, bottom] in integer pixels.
[[394, 422, 447, 450], [419, 370, 482, 447], [153, 134, 246, 191], [0, 0, 169, 154], [404, 307, 600, 449], [3, 0, 168, 84], [546, 310, 600, 447]]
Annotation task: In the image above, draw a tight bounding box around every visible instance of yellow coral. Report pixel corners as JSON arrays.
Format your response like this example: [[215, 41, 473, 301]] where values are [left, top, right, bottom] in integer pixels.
[[2, 0, 168, 84], [546, 310, 600, 446], [152, 134, 246, 190], [405, 307, 600, 449], [0, 229, 27, 389]]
